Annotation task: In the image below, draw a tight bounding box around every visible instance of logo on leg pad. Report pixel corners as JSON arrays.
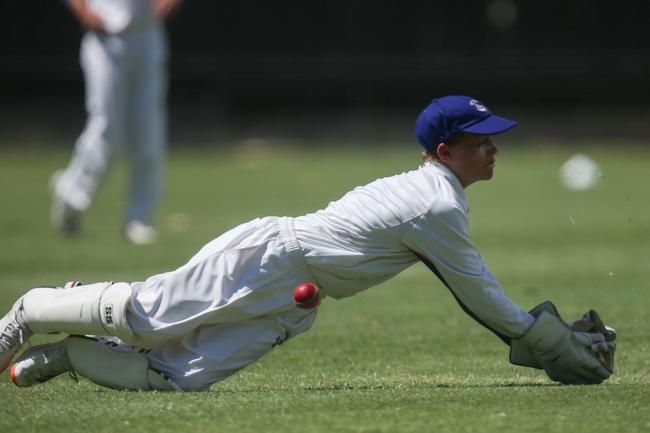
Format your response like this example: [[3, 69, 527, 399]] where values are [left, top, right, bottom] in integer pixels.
[[103, 304, 114, 326]]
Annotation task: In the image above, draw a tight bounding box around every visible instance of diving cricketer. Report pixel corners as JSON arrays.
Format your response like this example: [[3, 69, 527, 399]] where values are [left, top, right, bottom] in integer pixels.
[[0, 96, 616, 391]]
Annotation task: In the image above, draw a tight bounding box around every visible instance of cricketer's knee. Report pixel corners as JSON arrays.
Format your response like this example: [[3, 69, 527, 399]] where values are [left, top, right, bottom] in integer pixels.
[[22, 282, 135, 343], [66, 337, 179, 391]]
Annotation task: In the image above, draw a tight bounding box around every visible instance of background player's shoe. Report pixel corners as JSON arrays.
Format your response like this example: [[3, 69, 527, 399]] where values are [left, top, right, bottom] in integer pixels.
[[51, 197, 82, 236], [0, 298, 33, 373], [124, 220, 158, 245], [49, 170, 82, 236], [10, 340, 73, 387]]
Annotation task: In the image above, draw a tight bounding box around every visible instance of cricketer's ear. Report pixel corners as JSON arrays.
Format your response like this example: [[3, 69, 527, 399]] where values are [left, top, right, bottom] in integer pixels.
[[436, 143, 453, 164]]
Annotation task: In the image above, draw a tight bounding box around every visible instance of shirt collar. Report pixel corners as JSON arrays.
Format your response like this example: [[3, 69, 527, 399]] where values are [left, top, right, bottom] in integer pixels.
[[422, 161, 470, 213]]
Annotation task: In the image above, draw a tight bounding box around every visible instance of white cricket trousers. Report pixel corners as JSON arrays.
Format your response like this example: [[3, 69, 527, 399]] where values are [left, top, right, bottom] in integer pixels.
[[124, 217, 320, 390], [55, 25, 168, 223]]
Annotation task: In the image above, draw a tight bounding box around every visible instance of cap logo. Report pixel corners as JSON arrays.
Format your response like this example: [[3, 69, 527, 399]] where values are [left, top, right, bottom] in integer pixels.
[[469, 99, 487, 112]]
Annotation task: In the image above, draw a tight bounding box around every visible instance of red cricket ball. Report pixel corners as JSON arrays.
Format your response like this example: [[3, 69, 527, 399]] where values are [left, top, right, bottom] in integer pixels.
[[293, 282, 320, 309]]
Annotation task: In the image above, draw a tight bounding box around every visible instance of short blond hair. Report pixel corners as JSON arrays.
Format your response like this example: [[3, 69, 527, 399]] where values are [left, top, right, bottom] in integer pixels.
[[421, 150, 436, 162]]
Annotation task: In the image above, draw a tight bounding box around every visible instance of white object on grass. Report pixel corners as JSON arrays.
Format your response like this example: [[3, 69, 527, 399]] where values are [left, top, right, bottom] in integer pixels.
[[559, 154, 601, 190]]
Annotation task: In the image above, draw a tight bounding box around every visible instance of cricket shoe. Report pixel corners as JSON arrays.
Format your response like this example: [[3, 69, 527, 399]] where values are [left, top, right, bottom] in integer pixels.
[[0, 298, 33, 374], [10, 340, 73, 387], [124, 220, 158, 245], [49, 170, 83, 237]]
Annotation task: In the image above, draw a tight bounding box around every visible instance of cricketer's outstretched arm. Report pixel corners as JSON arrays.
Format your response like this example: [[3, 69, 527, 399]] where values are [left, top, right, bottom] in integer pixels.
[[403, 201, 534, 343]]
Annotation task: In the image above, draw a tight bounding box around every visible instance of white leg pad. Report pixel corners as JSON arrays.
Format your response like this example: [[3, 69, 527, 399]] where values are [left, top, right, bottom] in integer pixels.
[[67, 337, 179, 391], [22, 282, 135, 342]]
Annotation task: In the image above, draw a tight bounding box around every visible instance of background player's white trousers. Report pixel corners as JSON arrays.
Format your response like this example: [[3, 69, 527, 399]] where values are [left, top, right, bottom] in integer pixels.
[[54, 26, 168, 223], [122, 217, 319, 390]]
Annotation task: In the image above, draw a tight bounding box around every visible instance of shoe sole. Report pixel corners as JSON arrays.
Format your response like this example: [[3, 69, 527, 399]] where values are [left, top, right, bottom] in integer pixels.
[[10, 362, 19, 386]]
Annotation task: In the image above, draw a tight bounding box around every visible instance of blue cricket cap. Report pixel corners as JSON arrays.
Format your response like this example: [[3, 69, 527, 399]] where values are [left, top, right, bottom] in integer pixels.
[[415, 95, 518, 152]]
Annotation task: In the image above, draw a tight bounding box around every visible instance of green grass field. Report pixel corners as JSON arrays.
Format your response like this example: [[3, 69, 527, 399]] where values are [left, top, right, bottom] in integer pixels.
[[0, 142, 649, 433]]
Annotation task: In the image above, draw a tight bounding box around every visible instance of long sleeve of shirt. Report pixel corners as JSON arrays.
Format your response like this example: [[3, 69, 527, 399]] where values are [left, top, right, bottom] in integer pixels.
[[293, 161, 533, 340], [401, 194, 533, 340]]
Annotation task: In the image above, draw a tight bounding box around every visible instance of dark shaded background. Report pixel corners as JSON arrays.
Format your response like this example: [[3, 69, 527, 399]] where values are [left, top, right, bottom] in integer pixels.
[[1, 1, 649, 143]]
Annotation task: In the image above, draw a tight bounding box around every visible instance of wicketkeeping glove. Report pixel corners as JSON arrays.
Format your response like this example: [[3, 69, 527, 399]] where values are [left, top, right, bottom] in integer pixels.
[[570, 308, 616, 373], [509, 301, 616, 384]]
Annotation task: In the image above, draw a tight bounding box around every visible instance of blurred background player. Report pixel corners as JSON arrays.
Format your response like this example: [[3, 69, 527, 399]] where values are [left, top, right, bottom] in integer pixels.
[[51, 0, 182, 245]]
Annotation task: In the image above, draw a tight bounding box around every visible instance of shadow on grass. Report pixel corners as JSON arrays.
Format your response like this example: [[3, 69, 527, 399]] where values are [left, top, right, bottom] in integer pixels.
[[212, 381, 561, 394], [299, 382, 558, 391]]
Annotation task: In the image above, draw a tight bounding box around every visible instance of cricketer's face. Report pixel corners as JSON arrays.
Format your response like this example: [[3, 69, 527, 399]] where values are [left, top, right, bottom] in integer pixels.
[[445, 134, 498, 188]]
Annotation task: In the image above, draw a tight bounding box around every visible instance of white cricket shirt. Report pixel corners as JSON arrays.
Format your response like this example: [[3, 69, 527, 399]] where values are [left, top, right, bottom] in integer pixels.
[[293, 161, 534, 339]]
